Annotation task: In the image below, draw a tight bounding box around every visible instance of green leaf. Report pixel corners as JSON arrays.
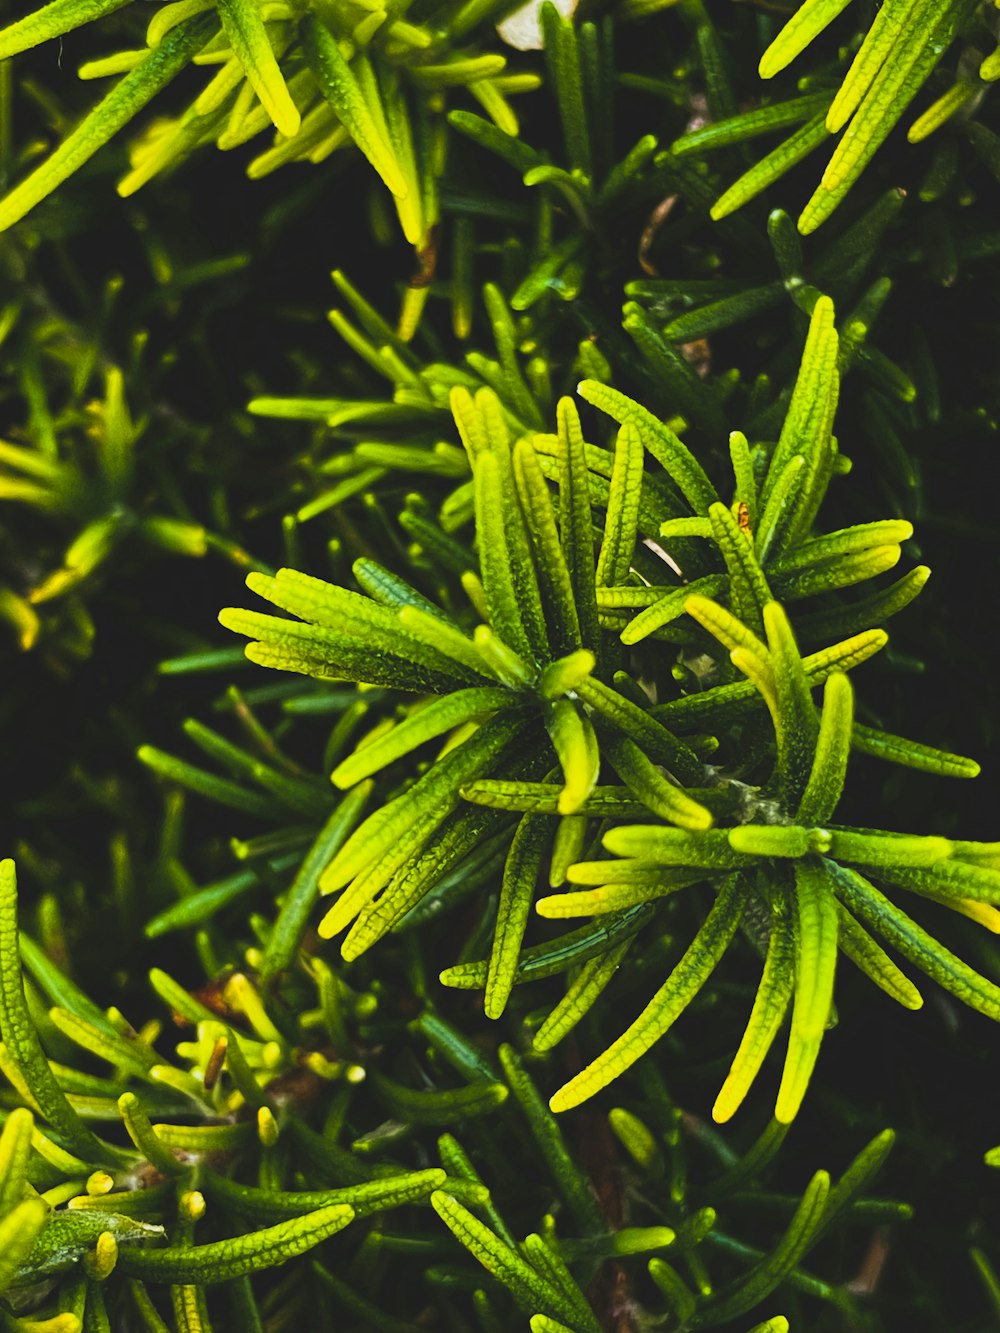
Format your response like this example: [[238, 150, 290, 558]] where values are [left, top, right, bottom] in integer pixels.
[[826, 0, 924, 133], [0, 861, 116, 1164], [0, 1197, 54, 1289], [690, 1171, 830, 1324], [708, 501, 771, 632], [529, 1311, 581, 1332], [546, 700, 600, 815], [549, 878, 743, 1112], [222, 570, 490, 690], [262, 782, 373, 978], [685, 593, 770, 659], [619, 575, 728, 646], [0, 13, 217, 231], [512, 440, 583, 655], [541, 1, 591, 178], [796, 672, 853, 824], [673, 93, 832, 155], [397, 606, 500, 685], [448, 109, 544, 174], [499, 1044, 604, 1237], [136, 746, 275, 818], [216, 0, 299, 137], [836, 904, 923, 1009], [760, 296, 840, 550], [602, 734, 712, 831], [710, 113, 831, 221], [795, 565, 929, 642], [758, 0, 853, 79], [332, 690, 508, 789], [148, 967, 218, 1027], [0, 1105, 34, 1216], [829, 830, 952, 869], [775, 861, 838, 1123], [16, 1207, 162, 1282], [352, 559, 449, 621], [762, 601, 820, 804], [729, 826, 813, 859], [429, 1191, 583, 1325], [799, 0, 978, 233], [300, 14, 408, 199], [777, 519, 914, 574], [873, 860, 1000, 916], [826, 861, 1000, 1020], [577, 380, 717, 514], [318, 714, 524, 927], [48, 1007, 155, 1076], [342, 806, 511, 958], [537, 871, 710, 918], [776, 545, 903, 601], [0, 0, 132, 60], [538, 650, 597, 701], [461, 780, 641, 816], [648, 1257, 698, 1323], [600, 826, 751, 869], [18, 933, 120, 1036], [814, 1128, 897, 1241], [117, 1092, 186, 1178], [202, 1168, 445, 1221], [851, 724, 980, 778], [475, 452, 540, 661], [576, 675, 704, 787], [595, 422, 644, 589], [441, 906, 656, 990], [486, 815, 552, 1019], [653, 628, 887, 729], [714, 890, 795, 1123], [116, 1205, 354, 1283], [180, 718, 327, 815], [533, 937, 634, 1052], [556, 398, 600, 652], [754, 456, 807, 566], [481, 284, 545, 429]]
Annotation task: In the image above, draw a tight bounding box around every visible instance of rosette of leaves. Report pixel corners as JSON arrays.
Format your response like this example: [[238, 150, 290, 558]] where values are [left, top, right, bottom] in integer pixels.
[[587, 295, 923, 642], [0, 0, 545, 256], [433, 343, 989, 1133], [534, 581, 998, 1122], [212, 292, 996, 1132], [221, 378, 723, 1011]]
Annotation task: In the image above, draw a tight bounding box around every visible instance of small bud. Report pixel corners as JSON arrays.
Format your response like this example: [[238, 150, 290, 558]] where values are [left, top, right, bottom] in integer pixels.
[[84, 1231, 118, 1280], [181, 1190, 206, 1221], [257, 1106, 280, 1147], [86, 1170, 115, 1197]]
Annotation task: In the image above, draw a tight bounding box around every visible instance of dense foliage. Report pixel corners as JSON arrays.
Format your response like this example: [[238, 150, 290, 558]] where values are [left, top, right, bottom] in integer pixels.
[[2, 0, 1000, 1328]]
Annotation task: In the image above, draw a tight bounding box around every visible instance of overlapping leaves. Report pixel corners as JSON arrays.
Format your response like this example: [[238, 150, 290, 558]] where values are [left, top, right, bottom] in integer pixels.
[[1, 857, 909, 1330], [222, 379, 717, 1017], [0, 0, 544, 246], [216, 294, 991, 1127], [668, 0, 992, 232]]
